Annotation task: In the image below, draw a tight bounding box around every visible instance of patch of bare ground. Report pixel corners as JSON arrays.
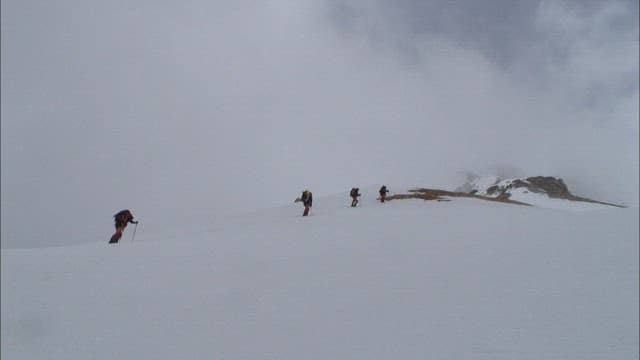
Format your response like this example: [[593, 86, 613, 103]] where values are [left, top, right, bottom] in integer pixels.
[[387, 185, 625, 208], [491, 177, 625, 208], [525, 177, 624, 207], [386, 188, 532, 206]]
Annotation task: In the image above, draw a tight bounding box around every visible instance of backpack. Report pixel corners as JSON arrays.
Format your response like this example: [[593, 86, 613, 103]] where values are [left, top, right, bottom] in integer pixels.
[[114, 210, 132, 222]]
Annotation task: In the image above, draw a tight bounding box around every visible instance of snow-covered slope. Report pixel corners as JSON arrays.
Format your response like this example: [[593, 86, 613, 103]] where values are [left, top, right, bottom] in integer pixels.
[[2, 191, 638, 359]]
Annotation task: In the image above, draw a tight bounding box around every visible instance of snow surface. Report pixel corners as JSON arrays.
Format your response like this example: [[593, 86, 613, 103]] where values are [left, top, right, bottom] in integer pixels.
[[2, 191, 638, 359], [505, 187, 616, 211]]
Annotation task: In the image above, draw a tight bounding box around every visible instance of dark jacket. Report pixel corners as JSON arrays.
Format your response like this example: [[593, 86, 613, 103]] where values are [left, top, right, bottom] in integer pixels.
[[350, 188, 360, 197], [301, 191, 313, 206], [114, 210, 137, 228], [379, 186, 388, 196]]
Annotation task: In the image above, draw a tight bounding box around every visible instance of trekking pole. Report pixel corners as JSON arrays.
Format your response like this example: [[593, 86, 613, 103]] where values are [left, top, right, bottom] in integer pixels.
[[131, 223, 138, 243]]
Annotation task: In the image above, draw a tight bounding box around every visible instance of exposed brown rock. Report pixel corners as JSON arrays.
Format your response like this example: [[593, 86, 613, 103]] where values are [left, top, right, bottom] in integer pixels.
[[386, 177, 625, 208], [525, 176, 572, 198], [386, 188, 532, 206]]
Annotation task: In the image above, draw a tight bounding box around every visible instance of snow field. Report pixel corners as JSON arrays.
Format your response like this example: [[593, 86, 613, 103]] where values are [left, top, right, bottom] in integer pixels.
[[2, 192, 638, 359]]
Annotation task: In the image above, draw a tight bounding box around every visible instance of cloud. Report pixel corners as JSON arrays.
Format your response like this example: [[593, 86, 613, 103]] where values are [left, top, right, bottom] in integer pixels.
[[322, 0, 638, 200]]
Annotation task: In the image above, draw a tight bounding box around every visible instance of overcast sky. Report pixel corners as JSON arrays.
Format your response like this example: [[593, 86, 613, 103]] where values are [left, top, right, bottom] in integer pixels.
[[2, 0, 638, 248]]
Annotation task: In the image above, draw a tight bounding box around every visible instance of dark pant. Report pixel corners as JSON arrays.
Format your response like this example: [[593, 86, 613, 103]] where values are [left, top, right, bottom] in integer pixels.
[[303, 205, 310, 216], [351, 197, 358, 207], [109, 227, 125, 244]]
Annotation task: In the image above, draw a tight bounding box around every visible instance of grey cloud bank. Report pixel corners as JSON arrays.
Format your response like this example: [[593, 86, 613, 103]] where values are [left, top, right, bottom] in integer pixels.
[[2, 0, 638, 248]]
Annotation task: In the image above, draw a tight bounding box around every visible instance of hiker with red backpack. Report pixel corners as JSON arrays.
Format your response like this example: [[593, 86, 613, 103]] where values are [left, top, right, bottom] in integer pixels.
[[109, 209, 139, 244]]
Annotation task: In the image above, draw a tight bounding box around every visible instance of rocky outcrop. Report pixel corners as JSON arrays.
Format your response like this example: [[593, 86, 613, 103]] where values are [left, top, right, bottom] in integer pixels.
[[468, 176, 624, 207], [387, 176, 625, 208], [486, 176, 573, 199], [524, 177, 572, 198], [386, 188, 532, 206]]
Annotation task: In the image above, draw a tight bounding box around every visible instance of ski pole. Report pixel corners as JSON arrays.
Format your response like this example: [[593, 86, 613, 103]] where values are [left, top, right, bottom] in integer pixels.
[[131, 223, 138, 243]]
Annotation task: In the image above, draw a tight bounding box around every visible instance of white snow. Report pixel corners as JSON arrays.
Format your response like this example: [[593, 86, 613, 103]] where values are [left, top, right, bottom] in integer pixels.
[[2, 191, 638, 359], [506, 187, 616, 211]]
